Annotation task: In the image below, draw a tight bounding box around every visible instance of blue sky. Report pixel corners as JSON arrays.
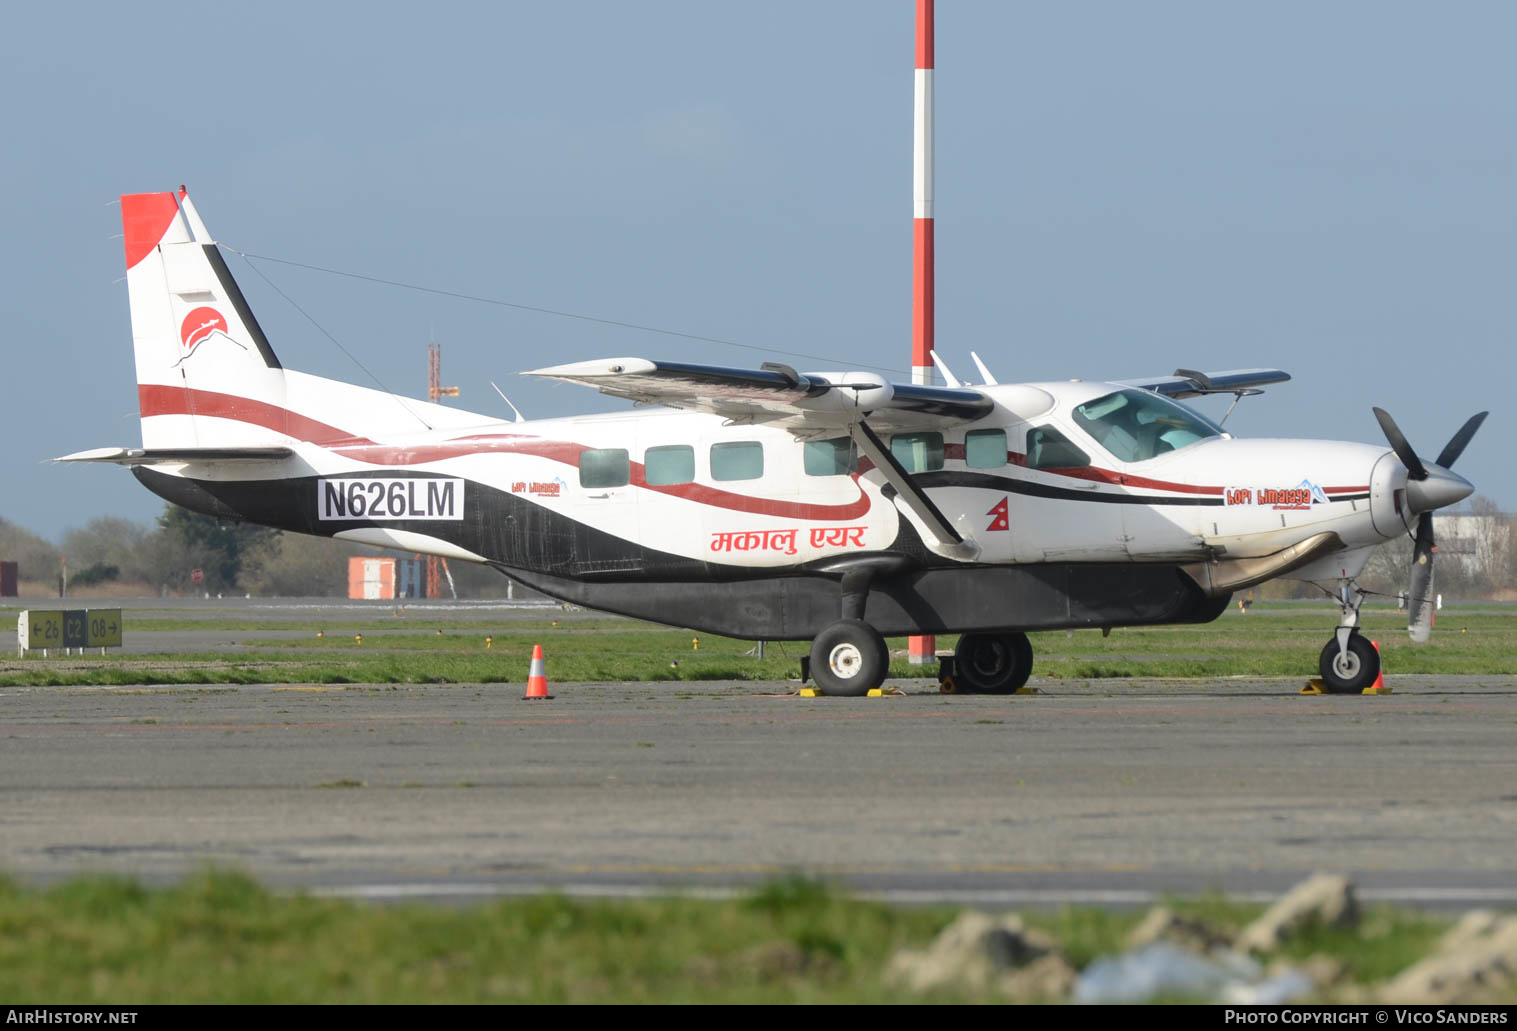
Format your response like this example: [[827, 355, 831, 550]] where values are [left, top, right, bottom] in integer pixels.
[[2, 1, 1511, 537]]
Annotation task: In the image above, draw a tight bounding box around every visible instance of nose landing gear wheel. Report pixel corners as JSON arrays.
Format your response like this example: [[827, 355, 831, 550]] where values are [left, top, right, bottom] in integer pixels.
[[954, 631, 1034, 694], [1318, 633, 1380, 693], [809, 619, 890, 697]]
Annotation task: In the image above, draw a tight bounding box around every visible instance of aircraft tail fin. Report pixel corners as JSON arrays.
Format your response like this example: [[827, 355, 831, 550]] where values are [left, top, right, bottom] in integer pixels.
[[122, 188, 292, 449]]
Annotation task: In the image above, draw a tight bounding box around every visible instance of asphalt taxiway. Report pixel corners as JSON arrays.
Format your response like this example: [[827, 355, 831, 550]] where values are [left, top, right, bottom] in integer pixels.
[[3, 670, 1515, 907]]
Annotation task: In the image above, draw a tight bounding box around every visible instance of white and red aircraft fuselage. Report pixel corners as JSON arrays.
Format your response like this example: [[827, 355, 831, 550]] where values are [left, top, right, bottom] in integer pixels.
[[61, 190, 1484, 695]]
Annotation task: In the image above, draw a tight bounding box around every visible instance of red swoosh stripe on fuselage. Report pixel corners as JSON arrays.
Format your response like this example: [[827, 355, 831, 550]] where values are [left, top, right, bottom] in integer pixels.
[[138, 385, 1365, 515], [1027, 462, 1365, 498], [139, 386, 870, 522], [881, 444, 1369, 500], [138, 385, 376, 448], [874, 444, 1226, 495]]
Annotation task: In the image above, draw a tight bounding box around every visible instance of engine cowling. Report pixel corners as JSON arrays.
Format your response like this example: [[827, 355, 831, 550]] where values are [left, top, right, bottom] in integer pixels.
[[1367, 450, 1409, 540]]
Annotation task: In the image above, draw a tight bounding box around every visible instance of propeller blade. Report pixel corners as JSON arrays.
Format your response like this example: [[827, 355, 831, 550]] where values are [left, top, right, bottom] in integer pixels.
[[1373, 407, 1428, 481], [1435, 411, 1488, 469], [1407, 515, 1436, 644]]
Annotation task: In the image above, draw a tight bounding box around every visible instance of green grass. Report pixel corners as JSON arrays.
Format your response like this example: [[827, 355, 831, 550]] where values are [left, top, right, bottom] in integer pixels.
[[0, 872, 963, 1004], [2, 602, 1512, 687], [1024, 605, 1517, 679], [0, 871, 1465, 1004], [122, 616, 649, 633], [1273, 909, 1451, 984]]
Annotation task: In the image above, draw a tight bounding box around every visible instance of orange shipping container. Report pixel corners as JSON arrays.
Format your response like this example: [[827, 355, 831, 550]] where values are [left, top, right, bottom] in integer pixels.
[[347, 557, 396, 600]]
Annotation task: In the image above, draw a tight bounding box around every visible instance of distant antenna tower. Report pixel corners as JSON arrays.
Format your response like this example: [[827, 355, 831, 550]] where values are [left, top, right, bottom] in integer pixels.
[[427, 337, 459, 402], [425, 337, 458, 599]]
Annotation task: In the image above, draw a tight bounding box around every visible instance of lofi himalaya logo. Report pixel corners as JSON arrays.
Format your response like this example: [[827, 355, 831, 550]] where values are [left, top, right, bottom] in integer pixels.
[[1224, 478, 1331, 511], [512, 476, 568, 499]]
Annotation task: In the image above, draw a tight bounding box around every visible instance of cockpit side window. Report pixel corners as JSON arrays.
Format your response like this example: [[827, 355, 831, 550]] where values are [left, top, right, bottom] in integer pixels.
[[1025, 426, 1089, 470], [1072, 389, 1222, 463]]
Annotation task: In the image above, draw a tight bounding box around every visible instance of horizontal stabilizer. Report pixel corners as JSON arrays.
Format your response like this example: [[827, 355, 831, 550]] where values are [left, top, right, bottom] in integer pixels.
[[55, 446, 293, 466], [1124, 368, 1291, 399]]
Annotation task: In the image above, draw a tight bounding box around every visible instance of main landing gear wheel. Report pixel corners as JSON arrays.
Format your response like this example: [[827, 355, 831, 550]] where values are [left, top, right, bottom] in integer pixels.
[[809, 619, 889, 697], [1318, 633, 1380, 693], [953, 632, 1034, 694]]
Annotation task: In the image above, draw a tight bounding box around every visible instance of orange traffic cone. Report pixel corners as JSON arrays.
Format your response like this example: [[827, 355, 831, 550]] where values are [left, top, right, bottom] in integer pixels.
[[523, 644, 553, 700], [1367, 640, 1388, 693]]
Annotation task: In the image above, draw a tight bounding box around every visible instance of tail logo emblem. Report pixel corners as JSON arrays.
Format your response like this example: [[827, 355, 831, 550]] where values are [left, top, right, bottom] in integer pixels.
[[178, 307, 230, 359]]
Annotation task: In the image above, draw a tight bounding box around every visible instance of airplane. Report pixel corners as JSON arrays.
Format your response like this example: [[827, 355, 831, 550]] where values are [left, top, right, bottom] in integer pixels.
[[60, 188, 1487, 696]]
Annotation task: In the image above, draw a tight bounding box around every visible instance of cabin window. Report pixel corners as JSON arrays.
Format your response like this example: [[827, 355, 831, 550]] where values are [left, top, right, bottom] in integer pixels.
[[965, 429, 1008, 469], [579, 447, 630, 488], [1025, 426, 1090, 471], [710, 441, 764, 481], [804, 437, 856, 476], [890, 432, 944, 473], [1072, 388, 1223, 463], [644, 445, 694, 486]]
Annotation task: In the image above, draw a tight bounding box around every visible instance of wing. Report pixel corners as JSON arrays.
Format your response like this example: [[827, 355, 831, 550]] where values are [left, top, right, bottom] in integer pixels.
[[1122, 368, 1290, 399], [55, 446, 294, 465], [524, 358, 994, 432]]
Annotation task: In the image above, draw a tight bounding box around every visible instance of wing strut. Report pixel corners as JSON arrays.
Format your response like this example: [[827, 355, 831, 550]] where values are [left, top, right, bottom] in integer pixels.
[[849, 421, 979, 561]]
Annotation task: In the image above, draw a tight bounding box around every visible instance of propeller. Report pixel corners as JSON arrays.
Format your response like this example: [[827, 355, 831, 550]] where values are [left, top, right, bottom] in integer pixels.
[[1373, 408, 1427, 481], [1436, 411, 1488, 469], [1372, 409, 1487, 643], [1407, 514, 1436, 644]]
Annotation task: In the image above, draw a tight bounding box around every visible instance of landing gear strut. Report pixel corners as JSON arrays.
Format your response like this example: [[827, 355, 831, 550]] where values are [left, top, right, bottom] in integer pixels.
[[1318, 580, 1380, 692], [807, 563, 892, 696], [952, 632, 1034, 694]]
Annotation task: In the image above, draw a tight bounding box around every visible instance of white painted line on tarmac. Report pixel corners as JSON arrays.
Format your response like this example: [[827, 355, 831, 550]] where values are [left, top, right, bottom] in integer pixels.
[[1361, 887, 1517, 902], [310, 882, 743, 901]]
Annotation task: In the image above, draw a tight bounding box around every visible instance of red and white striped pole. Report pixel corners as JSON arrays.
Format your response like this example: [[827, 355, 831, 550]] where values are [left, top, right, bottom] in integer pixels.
[[908, 0, 936, 667]]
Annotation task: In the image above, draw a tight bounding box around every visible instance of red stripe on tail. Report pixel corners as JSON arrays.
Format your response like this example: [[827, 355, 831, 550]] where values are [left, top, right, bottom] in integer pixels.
[[121, 192, 181, 270]]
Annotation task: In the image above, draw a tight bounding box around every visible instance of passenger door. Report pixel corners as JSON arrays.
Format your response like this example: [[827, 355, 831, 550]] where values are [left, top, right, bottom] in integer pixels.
[[572, 425, 642, 574], [1012, 423, 1128, 561]]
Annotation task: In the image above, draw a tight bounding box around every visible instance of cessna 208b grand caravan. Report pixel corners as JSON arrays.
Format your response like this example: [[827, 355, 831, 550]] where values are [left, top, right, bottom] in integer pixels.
[[61, 189, 1487, 695]]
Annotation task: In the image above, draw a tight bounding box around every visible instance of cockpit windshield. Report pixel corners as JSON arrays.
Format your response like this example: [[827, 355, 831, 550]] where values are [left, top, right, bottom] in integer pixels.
[[1071, 389, 1224, 464]]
